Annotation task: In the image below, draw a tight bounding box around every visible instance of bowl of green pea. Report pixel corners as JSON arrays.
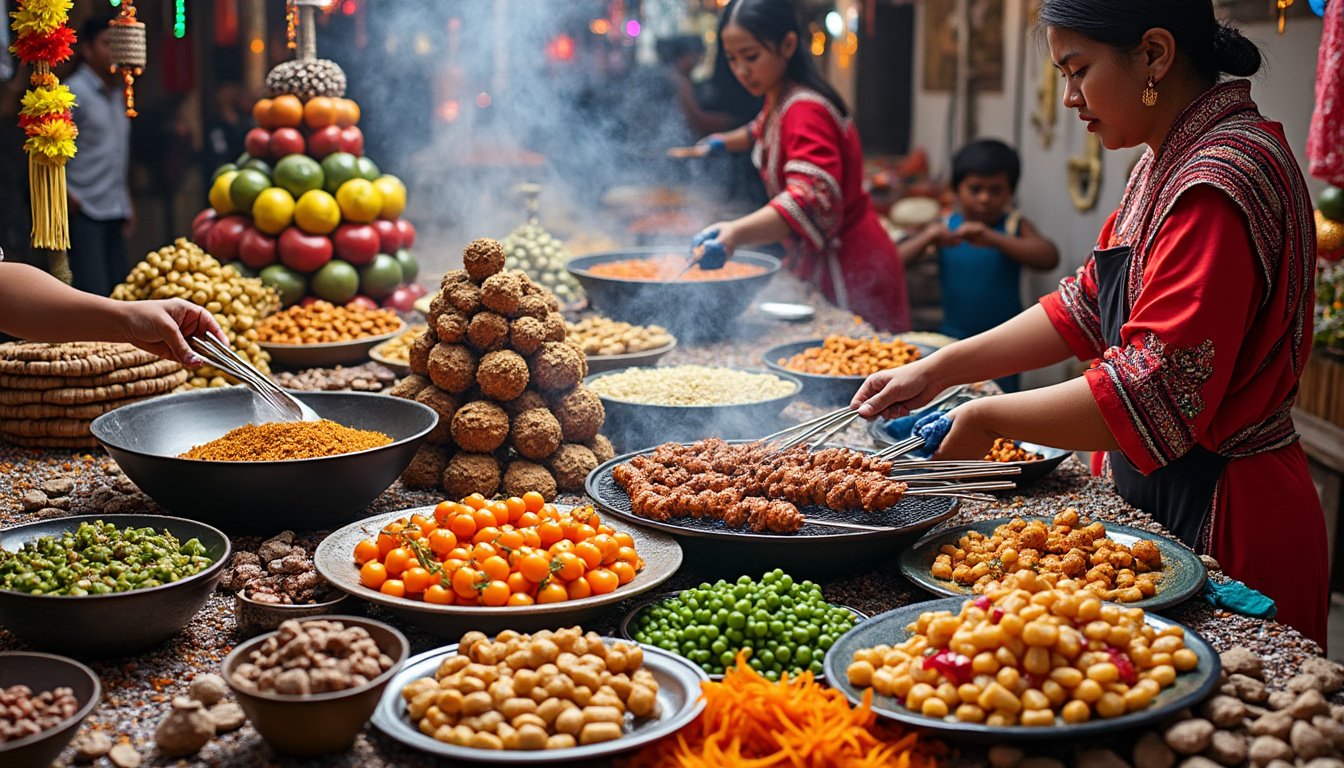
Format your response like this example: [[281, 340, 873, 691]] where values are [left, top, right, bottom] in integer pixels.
[[618, 569, 866, 681], [0, 515, 230, 658]]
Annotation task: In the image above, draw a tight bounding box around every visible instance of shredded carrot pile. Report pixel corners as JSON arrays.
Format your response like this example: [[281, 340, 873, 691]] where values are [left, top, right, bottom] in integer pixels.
[[617, 653, 943, 768]]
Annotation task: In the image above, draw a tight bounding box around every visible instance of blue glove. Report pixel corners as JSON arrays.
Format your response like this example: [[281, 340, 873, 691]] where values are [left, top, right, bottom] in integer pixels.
[[1203, 578, 1277, 619], [705, 136, 727, 157], [912, 411, 952, 458], [690, 228, 728, 270]]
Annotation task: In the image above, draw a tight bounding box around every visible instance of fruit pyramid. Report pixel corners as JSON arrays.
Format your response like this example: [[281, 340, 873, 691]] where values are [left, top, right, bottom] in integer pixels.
[[191, 54, 425, 312], [390, 238, 613, 500]]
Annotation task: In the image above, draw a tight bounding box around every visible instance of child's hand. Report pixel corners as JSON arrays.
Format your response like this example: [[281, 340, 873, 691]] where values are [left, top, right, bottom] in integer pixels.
[[953, 220, 994, 246], [925, 221, 958, 247]]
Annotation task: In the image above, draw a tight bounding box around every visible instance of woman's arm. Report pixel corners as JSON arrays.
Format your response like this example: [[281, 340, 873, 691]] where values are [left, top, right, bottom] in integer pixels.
[[703, 124, 753, 153], [936, 377, 1118, 459]]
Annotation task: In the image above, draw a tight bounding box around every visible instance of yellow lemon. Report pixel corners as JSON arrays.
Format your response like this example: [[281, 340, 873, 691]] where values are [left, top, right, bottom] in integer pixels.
[[209, 171, 239, 215], [372, 175, 407, 219], [294, 189, 341, 235], [251, 187, 296, 235], [335, 178, 383, 224]]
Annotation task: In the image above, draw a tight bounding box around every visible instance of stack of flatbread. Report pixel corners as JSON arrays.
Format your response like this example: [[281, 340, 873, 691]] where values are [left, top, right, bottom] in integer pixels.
[[0, 342, 188, 449]]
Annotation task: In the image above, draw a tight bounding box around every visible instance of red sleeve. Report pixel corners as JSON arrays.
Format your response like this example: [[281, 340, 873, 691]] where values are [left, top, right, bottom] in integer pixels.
[[767, 101, 843, 251], [1039, 212, 1118, 361], [1084, 185, 1263, 474]]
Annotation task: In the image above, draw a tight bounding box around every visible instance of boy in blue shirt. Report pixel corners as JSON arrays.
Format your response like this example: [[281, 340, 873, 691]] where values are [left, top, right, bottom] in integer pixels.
[[899, 139, 1059, 390]]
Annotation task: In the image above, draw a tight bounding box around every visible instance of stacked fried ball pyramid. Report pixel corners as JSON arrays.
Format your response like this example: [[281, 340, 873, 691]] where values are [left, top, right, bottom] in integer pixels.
[[391, 238, 613, 499]]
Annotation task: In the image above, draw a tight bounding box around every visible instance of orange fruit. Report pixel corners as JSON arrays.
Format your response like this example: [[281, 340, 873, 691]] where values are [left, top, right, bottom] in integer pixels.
[[252, 98, 274, 129], [353, 539, 379, 565], [507, 592, 535, 606], [359, 560, 387, 589], [269, 94, 304, 128], [293, 189, 341, 235], [335, 98, 361, 127], [336, 178, 383, 223], [304, 96, 338, 129], [537, 582, 568, 603], [566, 576, 592, 600]]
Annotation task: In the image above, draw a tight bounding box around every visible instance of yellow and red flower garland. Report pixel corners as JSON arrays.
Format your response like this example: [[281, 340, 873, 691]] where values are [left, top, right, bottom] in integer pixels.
[[9, 0, 77, 250]]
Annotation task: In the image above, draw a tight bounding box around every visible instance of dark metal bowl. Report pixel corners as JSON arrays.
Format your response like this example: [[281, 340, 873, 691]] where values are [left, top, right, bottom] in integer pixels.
[[90, 389, 438, 533], [258, 320, 407, 369], [567, 248, 781, 342], [586, 367, 802, 453], [0, 652, 101, 768], [233, 589, 356, 639], [761, 337, 937, 407], [0, 515, 230, 657], [223, 615, 408, 756]]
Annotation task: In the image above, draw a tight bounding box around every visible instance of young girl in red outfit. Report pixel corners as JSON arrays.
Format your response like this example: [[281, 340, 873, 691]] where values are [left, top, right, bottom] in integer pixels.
[[852, 0, 1327, 646], [693, 0, 911, 332]]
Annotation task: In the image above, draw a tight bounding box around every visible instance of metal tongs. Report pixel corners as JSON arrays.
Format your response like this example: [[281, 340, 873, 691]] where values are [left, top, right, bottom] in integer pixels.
[[188, 331, 319, 423]]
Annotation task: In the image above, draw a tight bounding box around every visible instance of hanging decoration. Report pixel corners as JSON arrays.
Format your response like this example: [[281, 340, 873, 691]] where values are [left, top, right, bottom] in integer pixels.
[[1278, 0, 1295, 32], [9, 0, 78, 254], [173, 0, 186, 38], [287, 0, 299, 50], [1068, 133, 1103, 212], [106, 0, 146, 117]]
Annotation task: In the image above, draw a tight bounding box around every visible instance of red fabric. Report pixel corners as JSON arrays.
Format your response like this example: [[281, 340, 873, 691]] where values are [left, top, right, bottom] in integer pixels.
[[1309, 0, 1344, 186], [1042, 188, 1327, 648], [751, 87, 910, 331]]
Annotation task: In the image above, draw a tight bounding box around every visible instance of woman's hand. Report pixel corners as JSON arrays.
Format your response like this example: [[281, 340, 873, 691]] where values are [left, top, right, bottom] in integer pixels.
[[850, 358, 944, 420], [118, 299, 225, 368], [929, 401, 998, 460], [691, 222, 737, 267]]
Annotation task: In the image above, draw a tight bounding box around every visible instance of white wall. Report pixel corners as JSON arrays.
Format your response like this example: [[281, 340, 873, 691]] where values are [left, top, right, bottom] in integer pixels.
[[904, 1, 1324, 385]]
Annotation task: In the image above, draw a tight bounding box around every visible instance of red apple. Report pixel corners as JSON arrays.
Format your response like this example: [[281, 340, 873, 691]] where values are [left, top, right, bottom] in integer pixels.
[[269, 127, 305, 158], [239, 227, 278, 270], [191, 208, 218, 245], [308, 125, 342, 159], [299, 296, 323, 307], [407, 282, 428, 299], [278, 226, 334, 273], [206, 215, 250, 261], [395, 218, 416, 249], [346, 295, 379, 311], [383, 285, 419, 312], [244, 128, 272, 159], [370, 219, 402, 254], [332, 223, 380, 266], [339, 126, 364, 156]]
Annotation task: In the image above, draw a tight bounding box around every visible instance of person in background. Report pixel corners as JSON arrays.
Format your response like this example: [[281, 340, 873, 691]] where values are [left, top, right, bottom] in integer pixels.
[[203, 82, 249, 179], [65, 15, 133, 297], [899, 139, 1060, 390], [657, 35, 735, 139], [852, 0, 1326, 646], [0, 254, 219, 368], [691, 0, 910, 332]]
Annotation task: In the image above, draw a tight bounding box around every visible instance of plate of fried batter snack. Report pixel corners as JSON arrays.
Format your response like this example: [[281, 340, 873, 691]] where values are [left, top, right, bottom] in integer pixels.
[[899, 510, 1206, 613]]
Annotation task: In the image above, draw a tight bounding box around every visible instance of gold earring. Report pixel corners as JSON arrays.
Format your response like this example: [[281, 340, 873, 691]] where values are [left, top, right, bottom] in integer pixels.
[[1141, 76, 1158, 107]]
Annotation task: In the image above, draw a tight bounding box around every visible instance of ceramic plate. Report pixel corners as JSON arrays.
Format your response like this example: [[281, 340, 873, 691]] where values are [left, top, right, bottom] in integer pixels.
[[371, 641, 706, 763], [823, 597, 1221, 741], [898, 516, 1207, 613]]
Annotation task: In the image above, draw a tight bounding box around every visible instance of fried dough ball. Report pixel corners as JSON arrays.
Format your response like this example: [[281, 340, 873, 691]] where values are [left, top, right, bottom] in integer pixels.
[[531, 342, 584, 392], [441, 268, 471, 287], [466, 311, 509, 351], [414, 387, 460, 445], [545, 293, 561, 312], [443, 452, 502, 498], [552, 386, 604, 442], [447, 281, 482, 315], [451, 400, 510, 453], [408, 332, 434, 375], [436, 310, 468, 344], [428, 343, 477, 393], [477, 349, 529, 401], [503, 389, 549, 418], [463, 238, 507, 282], [502, 460, 557, 501], [388, 373, 431, 400], [481, 273, 523, 317], [542, 313, 568, 342], [426, 291, 452, 326], [401, 445, 449, 488], [516, 294, 550, 320], [549, 443, 598, 492], [509, 316, 546, 356], [510, 408, 563, 460], [584, 434, 615, 463]]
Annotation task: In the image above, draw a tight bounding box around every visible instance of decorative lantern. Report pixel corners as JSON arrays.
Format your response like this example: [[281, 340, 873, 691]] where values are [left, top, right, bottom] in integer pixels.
[[107, 2, 147, 117]]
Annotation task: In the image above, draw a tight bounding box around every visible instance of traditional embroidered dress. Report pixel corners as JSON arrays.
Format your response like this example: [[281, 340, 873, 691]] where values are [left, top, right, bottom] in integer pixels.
[[751, 84, 911, 331], [1041, 81, 1326, 647]]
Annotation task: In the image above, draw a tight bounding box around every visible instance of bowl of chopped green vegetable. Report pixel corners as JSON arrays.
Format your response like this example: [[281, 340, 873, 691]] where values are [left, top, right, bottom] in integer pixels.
[[0, 515, 230, 657]]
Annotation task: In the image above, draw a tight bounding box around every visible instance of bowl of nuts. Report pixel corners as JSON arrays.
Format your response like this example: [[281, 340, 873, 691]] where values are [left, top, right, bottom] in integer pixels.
[[0, 652, 101, 768], [226, 531, 355, 638], [369, 324, 428, 375], [223, 616, 409, 756], [564, 317, 677, 374], [255, 301, 407, 369]]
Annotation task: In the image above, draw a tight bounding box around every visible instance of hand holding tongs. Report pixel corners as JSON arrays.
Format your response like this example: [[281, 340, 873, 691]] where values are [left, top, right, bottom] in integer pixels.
[[188, 331, 319, 423], [676, 227, 731, 280], [666, 135, 726, 159]]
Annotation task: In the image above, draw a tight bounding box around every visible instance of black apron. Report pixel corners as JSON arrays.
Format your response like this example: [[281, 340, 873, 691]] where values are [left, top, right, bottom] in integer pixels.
[[1093, 245, 1228, 550]]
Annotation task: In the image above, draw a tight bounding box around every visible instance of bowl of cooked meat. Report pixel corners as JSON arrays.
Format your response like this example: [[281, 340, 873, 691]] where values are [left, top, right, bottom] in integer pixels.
[[567, 248, 780, 342]]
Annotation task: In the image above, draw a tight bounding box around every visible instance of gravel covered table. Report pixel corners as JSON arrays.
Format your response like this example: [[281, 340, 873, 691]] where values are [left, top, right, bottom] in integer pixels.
[[0, 274, 1330, 767]]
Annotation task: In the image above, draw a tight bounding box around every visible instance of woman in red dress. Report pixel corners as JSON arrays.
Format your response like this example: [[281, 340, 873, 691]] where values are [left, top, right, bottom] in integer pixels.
[[852, 0, 1327, 646], [692, 0, 911, 332]]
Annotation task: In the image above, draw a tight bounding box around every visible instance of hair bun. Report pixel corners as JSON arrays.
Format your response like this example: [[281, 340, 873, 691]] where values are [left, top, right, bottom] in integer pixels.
[[1213, 22, 1262, 78]]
